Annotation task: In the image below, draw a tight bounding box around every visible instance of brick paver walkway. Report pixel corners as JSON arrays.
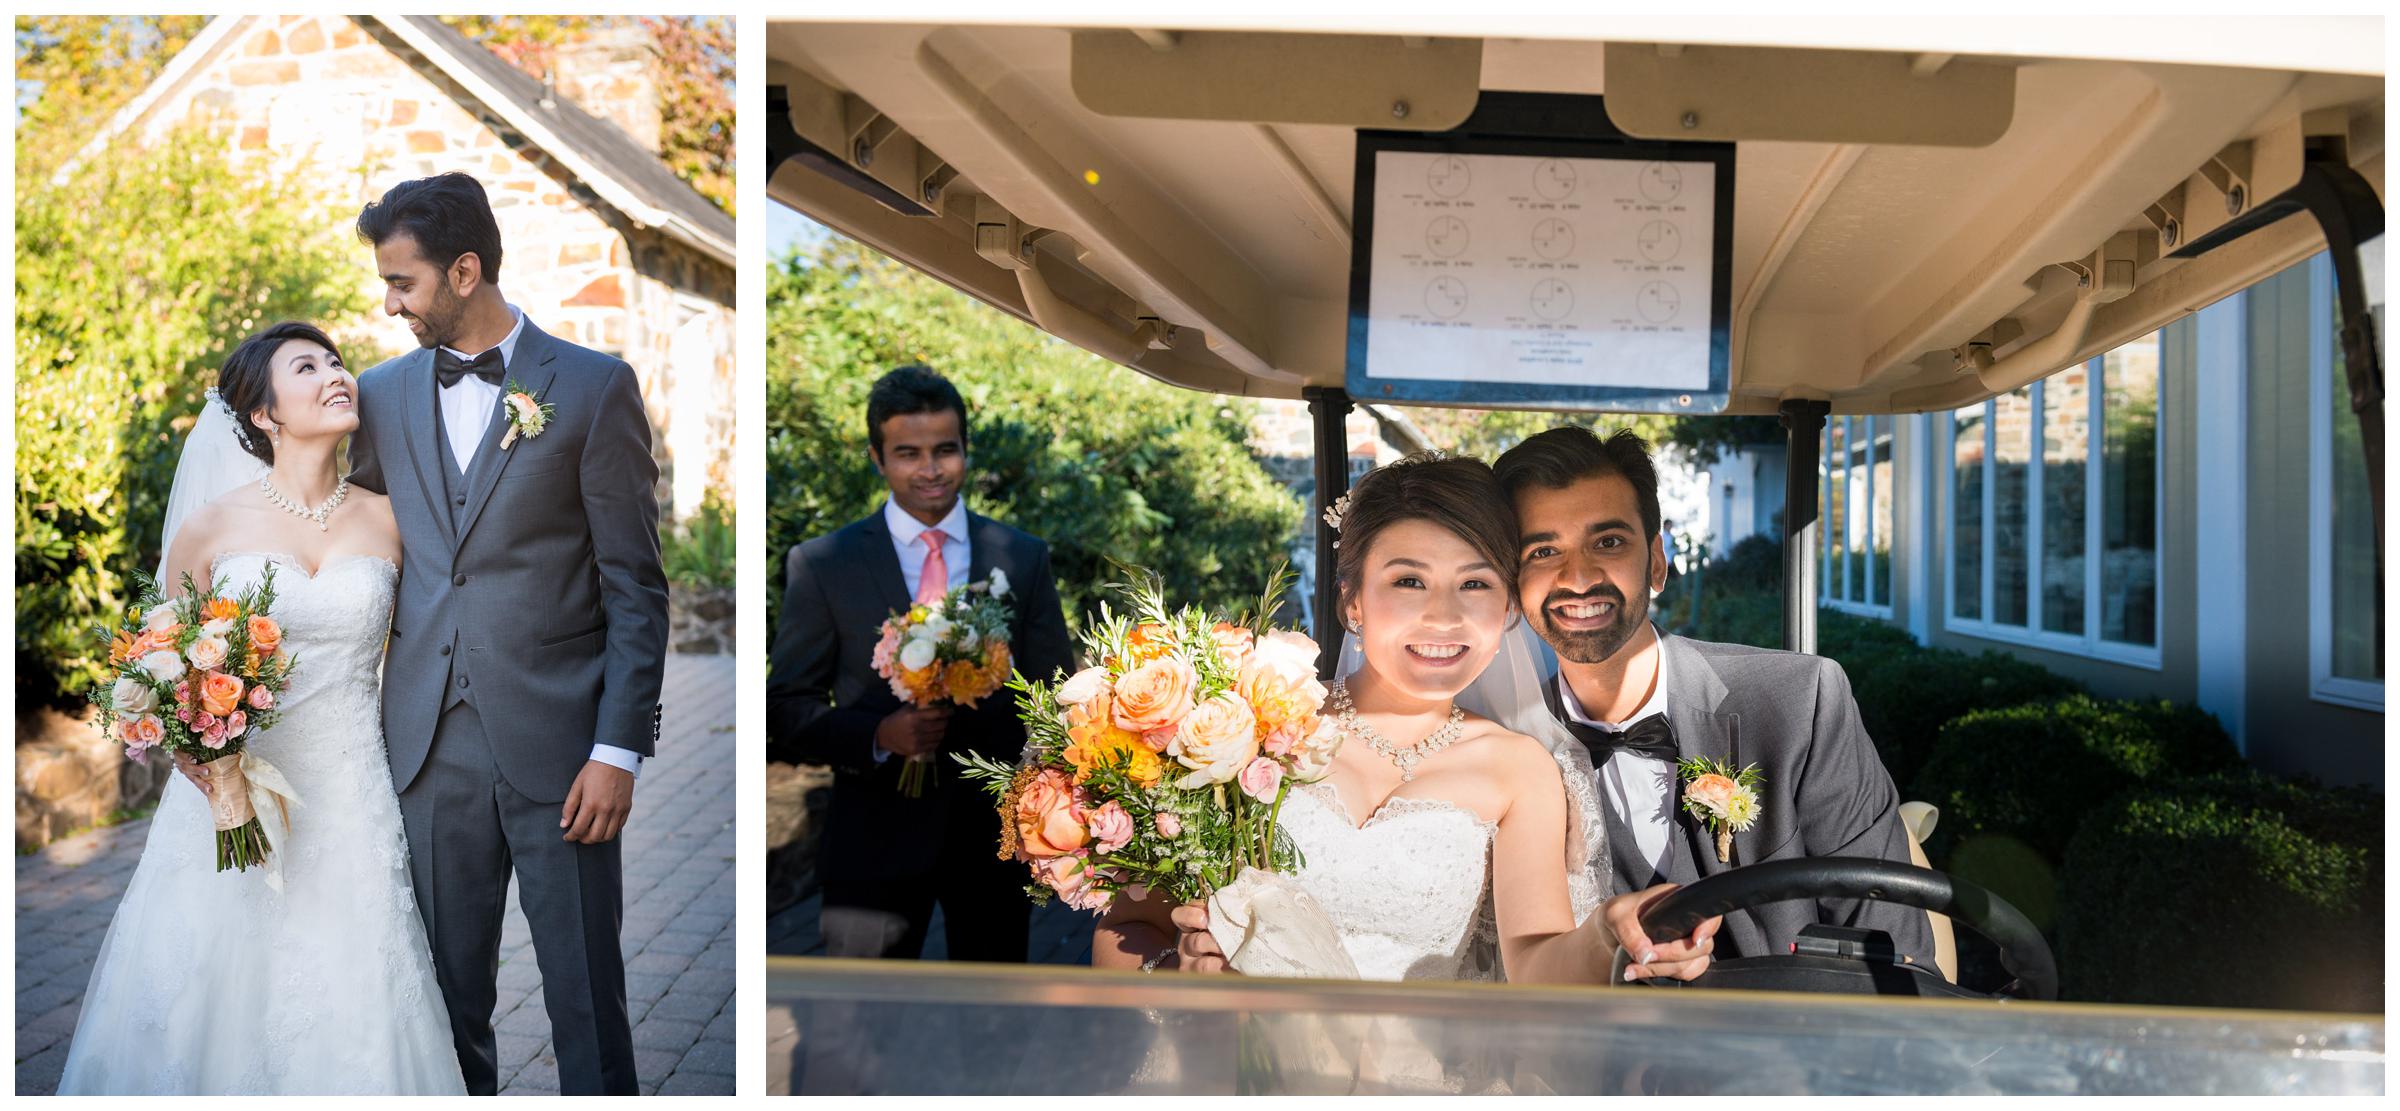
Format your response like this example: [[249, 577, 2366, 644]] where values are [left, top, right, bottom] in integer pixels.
[[15, 654, 736, 1096]]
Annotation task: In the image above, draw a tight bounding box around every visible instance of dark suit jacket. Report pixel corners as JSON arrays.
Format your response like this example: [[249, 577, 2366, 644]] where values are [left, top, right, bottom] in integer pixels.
[[766, 505, 1076, 890], [1557, 634, 1935, 970]]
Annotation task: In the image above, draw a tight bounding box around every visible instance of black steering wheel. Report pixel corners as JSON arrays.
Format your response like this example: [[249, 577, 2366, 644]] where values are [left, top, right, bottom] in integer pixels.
[[1608, 857, 2058, 1001]]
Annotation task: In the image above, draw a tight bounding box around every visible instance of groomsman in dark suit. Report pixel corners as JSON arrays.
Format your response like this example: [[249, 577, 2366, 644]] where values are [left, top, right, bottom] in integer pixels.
[[768, 365, 1075, 962]]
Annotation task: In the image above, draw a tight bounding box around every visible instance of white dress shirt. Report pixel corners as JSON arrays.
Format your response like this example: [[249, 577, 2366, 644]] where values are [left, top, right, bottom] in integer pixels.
[[1556, 632, 1674, 874], [440, 306, 641, 780], [871, 497, 973, 765]]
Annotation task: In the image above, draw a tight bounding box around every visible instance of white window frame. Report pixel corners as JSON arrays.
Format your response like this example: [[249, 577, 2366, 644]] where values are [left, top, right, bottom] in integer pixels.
[[1940, 343, 2164, 670], [1822, 414, 1894, 618], [2306, 254, 2384, 710]]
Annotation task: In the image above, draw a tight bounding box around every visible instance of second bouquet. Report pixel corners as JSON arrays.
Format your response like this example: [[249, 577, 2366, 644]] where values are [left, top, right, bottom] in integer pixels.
[[872, 571, 1015, 796]]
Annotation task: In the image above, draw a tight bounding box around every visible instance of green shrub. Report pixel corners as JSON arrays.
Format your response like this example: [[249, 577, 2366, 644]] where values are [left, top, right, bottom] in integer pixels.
[[662, 490, 734, 590], [765, 237, 1303, 639], [15, 139, 366, 708], [2058, 770, 2382, 1010], [1916, 695, 2242, 869], [1836, 641, 2083, 793]]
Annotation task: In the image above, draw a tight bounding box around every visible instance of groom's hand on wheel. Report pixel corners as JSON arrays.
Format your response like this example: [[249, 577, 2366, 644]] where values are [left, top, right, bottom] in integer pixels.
[[560, 760, 636, 844]]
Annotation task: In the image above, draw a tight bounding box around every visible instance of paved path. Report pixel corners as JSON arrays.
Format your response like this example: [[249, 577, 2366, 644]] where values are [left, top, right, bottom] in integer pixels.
[[15, 654, 736, 1096]]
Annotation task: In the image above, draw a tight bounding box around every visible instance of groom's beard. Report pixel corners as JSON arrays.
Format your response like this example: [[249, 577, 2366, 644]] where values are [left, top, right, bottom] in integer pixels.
[[405, 284, 470, 350], [1535, 565, 1650, 665]]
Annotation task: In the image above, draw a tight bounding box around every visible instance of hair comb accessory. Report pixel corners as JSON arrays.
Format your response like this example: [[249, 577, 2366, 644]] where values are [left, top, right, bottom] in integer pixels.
[[1319, 492, 1353, 548], [208, 388, 256, 453]]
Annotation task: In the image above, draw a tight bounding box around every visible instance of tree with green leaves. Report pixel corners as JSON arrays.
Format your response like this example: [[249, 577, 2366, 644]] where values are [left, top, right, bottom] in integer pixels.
[[766, 235, 1304, 639]]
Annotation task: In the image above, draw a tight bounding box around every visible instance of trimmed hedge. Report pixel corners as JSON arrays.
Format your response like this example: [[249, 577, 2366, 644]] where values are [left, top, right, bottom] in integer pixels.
[[2058, 771, 2382, 1011], [1915, 695, 2243, 867]]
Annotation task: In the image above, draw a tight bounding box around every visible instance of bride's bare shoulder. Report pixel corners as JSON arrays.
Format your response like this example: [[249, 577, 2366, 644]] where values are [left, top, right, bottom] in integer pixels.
[[1460, 716, 1567, 780]]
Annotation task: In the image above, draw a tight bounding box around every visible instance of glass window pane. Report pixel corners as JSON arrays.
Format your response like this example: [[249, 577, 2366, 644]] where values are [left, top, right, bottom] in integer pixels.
[[2101, 334, 2161, 647], [1848, 417, 1868, 601], [2329, 315, 2381, 679], [1952, 405, 1985, 620], [2043, 366, 2090, 634], [1819, 424, 1833, 601], [1871, 418, 1894, 607], [1992, 386, 2034, 627], [1827, 418, 1848, 601]]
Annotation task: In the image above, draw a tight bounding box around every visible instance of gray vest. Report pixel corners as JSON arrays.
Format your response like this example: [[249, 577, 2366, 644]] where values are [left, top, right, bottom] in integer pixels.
[[431, 389, 507, 711]]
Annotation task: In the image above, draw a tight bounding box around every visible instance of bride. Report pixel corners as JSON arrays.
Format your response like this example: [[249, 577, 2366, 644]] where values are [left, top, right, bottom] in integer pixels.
[[58, 322, 465, 1094], [1095, 453, 1719, 985]]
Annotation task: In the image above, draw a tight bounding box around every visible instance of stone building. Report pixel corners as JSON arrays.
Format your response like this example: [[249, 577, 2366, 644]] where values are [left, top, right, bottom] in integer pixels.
[[80, 14, 737, 518]]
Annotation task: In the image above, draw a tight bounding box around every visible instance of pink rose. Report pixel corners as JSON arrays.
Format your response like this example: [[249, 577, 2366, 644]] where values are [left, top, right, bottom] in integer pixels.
[[247, 685, 274, 711], [1153, 812, 1182, 839], [201, 722, 229, 750], [128, 715, 165, 747], [1087, 801, 1134, 854], [1035, 854, 1112, 913], [1686, 773, 1738, 818], [225, 711, 248, 739], [1238, 755, 1285, 802]]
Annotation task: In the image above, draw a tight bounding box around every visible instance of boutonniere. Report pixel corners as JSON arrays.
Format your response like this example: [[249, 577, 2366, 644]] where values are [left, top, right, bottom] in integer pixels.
[[499, 380, 553, 449], [1677, 757, 1763, 864]]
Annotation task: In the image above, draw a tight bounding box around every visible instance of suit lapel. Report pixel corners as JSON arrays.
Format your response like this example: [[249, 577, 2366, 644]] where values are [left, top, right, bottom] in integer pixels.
[[966, 511, 995, 585], [455, 321, 560, 547], [1660, 634, 1748, 877], [400, 349, 457, 550], [859, 508, 914, 617]]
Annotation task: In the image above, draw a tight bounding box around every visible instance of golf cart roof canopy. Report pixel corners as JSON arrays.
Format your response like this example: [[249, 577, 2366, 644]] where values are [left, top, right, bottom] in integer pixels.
[[767, 18, 2384, 414]]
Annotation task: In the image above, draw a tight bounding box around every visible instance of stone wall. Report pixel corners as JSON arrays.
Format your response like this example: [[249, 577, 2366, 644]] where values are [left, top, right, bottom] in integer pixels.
[[123, 14, 736, 521], [15, 708, 172, 853]]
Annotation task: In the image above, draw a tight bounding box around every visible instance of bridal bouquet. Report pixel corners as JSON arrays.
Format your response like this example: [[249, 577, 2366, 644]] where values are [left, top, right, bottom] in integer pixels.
[[88, 570, 302, 874], [872, 571, 1015, 796], [959, 568, 1353, 974]]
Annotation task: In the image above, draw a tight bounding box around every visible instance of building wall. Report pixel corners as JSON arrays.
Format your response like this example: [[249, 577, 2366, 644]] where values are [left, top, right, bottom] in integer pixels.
[[122, 14, 735, 518]]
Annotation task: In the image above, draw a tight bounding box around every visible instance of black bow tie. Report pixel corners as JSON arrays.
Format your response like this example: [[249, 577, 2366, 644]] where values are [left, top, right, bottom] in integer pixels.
[[435, 347, 504, 388], [1562, 712, 1679, 765]]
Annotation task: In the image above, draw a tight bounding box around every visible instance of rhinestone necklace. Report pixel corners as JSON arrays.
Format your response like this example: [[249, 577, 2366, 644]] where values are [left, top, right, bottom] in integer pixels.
[[1331, 680, 1466, 782], [260, 474, 349, 531]]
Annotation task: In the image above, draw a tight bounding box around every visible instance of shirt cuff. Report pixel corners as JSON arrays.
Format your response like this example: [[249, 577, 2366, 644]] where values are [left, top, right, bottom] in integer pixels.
[[590, 744, 643, 779], [870, 740, 894, 765]]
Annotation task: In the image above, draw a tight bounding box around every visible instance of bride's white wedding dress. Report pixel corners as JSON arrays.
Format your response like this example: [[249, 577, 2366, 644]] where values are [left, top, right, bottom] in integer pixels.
[[57, 551, 465, 1095], [1278, 780, 1502, 983]]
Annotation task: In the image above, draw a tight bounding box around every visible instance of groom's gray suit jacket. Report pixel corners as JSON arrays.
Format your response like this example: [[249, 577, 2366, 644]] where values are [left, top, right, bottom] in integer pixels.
[[1562, 634, 1935, 970], [348, 320, 669, 803]]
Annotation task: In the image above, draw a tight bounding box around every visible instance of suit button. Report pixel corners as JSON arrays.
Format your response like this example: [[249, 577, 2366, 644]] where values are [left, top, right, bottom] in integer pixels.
[[457, 675, 470, 689], [439, 644, 452, 657], [454, 495, 466, 507], [453, 573, 466, 586]]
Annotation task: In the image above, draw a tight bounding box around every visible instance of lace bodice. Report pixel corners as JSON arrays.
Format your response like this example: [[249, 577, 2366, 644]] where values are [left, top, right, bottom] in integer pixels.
[[59, 551, 463, 1094], [1279, 781, 1500, 983]]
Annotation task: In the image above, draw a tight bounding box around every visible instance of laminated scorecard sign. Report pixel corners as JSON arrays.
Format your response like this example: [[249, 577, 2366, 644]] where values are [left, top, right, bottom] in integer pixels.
[[1346, 95, 1734, 412]]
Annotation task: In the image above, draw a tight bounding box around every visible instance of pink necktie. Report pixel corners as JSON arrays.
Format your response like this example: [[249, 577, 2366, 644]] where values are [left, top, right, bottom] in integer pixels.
[[914, 529, 950, 605]]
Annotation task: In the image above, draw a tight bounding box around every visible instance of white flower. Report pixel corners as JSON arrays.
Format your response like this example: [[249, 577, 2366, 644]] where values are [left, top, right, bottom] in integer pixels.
[[1055, 666, 1112, 708], [111, 676, 157, 716], [898, 637, 938, 672], [143, 605, 180, 633], [988, 569, 1011, 599], [138, 650, 186, 684], [922, 613, 953, 639], [957, 626, 980, 651], [201, 618, 236, 638], [907, 621, 939, 642], [186, 635, 230, 672]]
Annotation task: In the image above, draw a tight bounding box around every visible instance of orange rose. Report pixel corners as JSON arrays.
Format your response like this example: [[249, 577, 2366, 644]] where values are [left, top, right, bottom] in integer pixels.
[[1014, 768, 1089, 860], [198, 671, 246, 718], [1111, 657, 1197, 737], [202, 598, 242, 625], [246, 615, 282, 655]]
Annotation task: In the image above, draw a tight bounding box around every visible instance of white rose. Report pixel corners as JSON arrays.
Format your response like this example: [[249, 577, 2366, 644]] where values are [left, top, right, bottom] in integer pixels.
[[988, 569, 1011, 599], [186, 635, 230, 672], [111, 676, 157, 716], [138, 650, 186, 684], [922, 613, 954, 639], [898, 637, 938, 672], [1246, 629, 1320, 684], [1054, 666, 1112, 708], [907, 621, 939, 642], [143, 605, 180, 633], [201, 618, 236, 638]]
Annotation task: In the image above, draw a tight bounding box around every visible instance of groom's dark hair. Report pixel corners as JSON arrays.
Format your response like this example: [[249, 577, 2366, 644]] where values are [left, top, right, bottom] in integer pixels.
[[865, 365, 970, 456], [1492, 427, 1663, 542], [355, 173, 506, 285]]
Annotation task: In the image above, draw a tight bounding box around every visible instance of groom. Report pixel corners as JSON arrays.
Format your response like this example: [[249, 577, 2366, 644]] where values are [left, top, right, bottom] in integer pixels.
[[348, 173, 665, 1095], [768, 365, 1075, 963], [1493, 427, 1934, 970]]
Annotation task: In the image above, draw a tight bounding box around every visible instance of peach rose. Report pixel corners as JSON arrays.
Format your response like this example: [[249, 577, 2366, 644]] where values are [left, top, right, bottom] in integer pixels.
[[186, 635, 229, 673], [1054, 666, 1112, 709], [1111, 657, 1197, 736], [126, 715, 165, 747], [1210, 622, 1256, 666], [1170, 693, 1258, 788], [199, 672, 246, 718], [1153, 812, 1183, 839], [1686, 773, 1738, 818], [1285, 717, 1341, 782], [1014, 768, 1089, 859], [1238, 755, 1285, 803], [1087, 802, 1135, 854], [246, 615, 282, 655]]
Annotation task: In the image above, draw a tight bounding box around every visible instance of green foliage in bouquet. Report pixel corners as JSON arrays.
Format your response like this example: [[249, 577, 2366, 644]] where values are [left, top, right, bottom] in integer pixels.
[[15, 137, 367, 708], [764, 237, 1304, 639]]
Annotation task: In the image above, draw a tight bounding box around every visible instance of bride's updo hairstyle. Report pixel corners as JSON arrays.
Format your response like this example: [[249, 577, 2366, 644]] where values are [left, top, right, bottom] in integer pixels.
[[1332, 451, 1523, 624], [217, 321, 343, 466]]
